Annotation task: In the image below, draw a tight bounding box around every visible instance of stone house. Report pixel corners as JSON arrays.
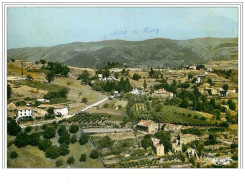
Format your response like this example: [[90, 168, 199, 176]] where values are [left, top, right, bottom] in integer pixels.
[[153, 88, 174, 99], [136, 120, 159, 133], [152, 138, 164, 156]]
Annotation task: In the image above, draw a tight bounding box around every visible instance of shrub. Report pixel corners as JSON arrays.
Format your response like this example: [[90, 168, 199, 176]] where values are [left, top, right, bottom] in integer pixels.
[[79, 133, 89, 145], [55, 159, 64, 167], [14, 132, 30, 148], [25, 126, 32, 133], [67, 156, 75, 165], [82, 97, 88, 103], [10, 151, 18, 159], [69, 124, 79, 134], [90, 149, 99, 159], [80, 154, 87, 162], [7, 117, 21, 136]]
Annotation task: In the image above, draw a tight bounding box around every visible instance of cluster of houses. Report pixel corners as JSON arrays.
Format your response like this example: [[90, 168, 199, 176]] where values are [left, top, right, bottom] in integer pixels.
[[7, 99, 69, 122], [98, 74, 116, 81]]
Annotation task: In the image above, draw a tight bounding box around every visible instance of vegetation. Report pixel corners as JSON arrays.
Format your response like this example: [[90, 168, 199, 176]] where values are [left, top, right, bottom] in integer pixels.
[[89, 149, 99, 159], [80, 154, 87, 162], [7, 117, 21, 136], [69, 124, 79, 134], [79, 133, 89, 145]]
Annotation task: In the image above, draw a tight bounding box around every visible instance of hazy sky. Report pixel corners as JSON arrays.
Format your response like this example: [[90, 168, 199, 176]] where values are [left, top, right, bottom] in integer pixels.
[[7, 7, 238, 49]]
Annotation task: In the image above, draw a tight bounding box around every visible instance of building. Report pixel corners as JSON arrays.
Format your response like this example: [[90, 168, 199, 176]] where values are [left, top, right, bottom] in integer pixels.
[[153, 88, 174, 99], [189, 65, 196, 70], [196, 77, 202, 83], [152, 138, 164, 156], [53, 105, 69, 117], [37, 98, 50, 103], [16, 107, 33, 119], [136, 120, 159, 133], [130, 88, 144, 95], [172, 136, 182, 153], [98, 74, 103, 80], [186, 148, 199, 159]]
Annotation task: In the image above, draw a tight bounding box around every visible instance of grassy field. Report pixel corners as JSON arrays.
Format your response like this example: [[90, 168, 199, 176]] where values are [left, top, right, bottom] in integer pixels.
[[7, 139, 103, 168]]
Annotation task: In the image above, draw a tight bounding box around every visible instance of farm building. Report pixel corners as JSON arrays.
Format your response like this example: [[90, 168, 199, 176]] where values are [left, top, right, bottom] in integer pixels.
[[136, 120, 158, 133], [153, 88, 174, 99], [152, 138, 164, 156], [54, 105, 69, 117]]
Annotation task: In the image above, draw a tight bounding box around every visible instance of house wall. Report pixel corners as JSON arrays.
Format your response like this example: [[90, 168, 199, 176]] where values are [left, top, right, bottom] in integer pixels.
[[17, 109, 33, 118]]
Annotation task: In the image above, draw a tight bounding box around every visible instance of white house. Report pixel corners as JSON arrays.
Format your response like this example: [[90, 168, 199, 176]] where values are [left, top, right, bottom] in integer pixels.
[[17, 107, 33, 119], [37, 98, 50, 103], [189, 65, 196, 70], [98, 74, 103, 81], [54, 105, 69, 117], [130, 88, 144, 95]]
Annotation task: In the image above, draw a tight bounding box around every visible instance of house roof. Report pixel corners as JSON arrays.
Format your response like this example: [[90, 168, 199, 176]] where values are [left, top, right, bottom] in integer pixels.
[[7, 102, 16, 110], [137, 120, 153, 127]]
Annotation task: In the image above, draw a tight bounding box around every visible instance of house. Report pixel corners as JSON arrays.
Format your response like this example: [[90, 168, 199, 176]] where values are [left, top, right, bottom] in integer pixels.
[[37, 98, 50, 103], [196, 77, 202, 83], [136, 120, 158, 133], [172, 137, 182, 153], [98, 74, 103, 80], [152, 138, 164, 156], [114, 91, 120, 97], [186, 148, 199, 159], [227, 88, 236, 95], [130, 88, 144, 95], [53, 105, 69, 117], [16, 107, 33, 119], [189, 65, 196, 70], [153, 88, 174, 99], [211, 157, 233, 166]]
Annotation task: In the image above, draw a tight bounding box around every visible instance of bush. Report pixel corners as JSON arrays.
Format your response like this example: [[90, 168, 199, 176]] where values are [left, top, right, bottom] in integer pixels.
[[45, 146, 60, 159], [25, 126, 32, 133], [69, 124, 79, 134], [10, 151, 18, 159], [55, 159, 64, 167], [67, 156, 75, 165], [14, 132, 30, 148], [79, 133, 89, 145], [43, 127, 56, 139], [90, 149, 99, 159], [82, 97, 88, 103], [80, 154, 87, 162], [7, 117, 21, 136]]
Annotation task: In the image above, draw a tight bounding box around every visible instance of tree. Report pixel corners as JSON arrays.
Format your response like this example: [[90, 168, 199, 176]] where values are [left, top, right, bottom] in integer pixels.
[[69, 124, 79, 134], [29, 133, 41, 146], [14, 132, 30, 148], [79, 133, 89, 145], [78, 70, 91, 84], [97, 136, 113, 149], [47, 107, 54, 115], [141, 134, 152, 149], [132, 73, 141, 80], [38, 139, 52, 151], [45, 146, 60, 159], [207, 78, 214, 86], [7, 84, 12, 100], [90, 149, 99, 159], [180, 99, 189, 108], [149, 68, 155, 78], [26, 75, 33, 81], [143, 79, 147, 90], [45, 71, 55, 84], [155, 131, 172, 153], [58, 129, 71, 145], [223, 84, 229, 95], [71, 134, 77, 144], [80, 153, 87, 162], [59, 144, 70, 156], [189, 156, 196, 165], [55, 159, 64, 167], [188, 73, 193, 80], [25, 126, 32, 133], [67, 156, 75, 165], [7, 117, 21, 136], [10, 151, 18, 159], [40, 59, 46, 64], [82, 97, 88, 104], [43, 127, 56, 139]]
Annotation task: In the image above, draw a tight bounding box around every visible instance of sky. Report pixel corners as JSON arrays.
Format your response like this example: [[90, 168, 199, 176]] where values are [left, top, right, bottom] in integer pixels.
[[7, 7, 238, 49]]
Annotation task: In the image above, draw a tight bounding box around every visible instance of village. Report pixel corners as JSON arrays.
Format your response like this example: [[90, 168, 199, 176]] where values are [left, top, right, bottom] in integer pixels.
[[7, 59, 238, 168]]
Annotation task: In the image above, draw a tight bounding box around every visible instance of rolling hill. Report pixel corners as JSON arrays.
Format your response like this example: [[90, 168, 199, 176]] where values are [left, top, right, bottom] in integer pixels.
[[7, 37, 238, 68]]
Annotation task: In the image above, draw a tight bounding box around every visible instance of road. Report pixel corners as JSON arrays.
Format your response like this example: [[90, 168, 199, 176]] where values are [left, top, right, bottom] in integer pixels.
[[20, 97, 109, 128], [83, 128, 132, 134]]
